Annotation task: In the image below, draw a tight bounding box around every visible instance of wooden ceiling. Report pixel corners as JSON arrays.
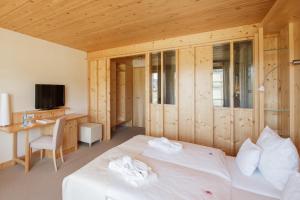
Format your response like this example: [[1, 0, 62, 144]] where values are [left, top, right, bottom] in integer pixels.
[[0, 0, 275, 52], [262, 0, 300, 34]]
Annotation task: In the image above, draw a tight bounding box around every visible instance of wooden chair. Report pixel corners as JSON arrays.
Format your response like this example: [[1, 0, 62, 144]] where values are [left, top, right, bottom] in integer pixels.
[[29, 116, 67, 171]]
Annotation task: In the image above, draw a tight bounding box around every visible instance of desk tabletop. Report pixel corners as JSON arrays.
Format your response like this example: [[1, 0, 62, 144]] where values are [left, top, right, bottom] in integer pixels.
[[0, 113, 87, 134]]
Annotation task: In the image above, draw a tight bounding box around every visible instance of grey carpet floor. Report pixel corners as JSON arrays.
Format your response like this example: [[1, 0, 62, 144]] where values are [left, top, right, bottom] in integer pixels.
[[0, 126, 144, 200]]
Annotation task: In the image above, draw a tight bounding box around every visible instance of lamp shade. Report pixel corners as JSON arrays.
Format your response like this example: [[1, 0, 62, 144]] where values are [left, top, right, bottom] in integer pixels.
[[0, 93, 11, 126]]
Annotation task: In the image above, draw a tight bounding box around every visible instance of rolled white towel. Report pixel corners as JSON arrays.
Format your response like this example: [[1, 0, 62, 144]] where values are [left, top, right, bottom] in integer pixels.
[[108, 156, 157, 187], [148, 137, 183, 153]]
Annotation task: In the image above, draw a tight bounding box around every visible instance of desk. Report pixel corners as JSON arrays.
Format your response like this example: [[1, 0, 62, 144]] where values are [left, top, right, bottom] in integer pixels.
[[0, 114, 87, 173]]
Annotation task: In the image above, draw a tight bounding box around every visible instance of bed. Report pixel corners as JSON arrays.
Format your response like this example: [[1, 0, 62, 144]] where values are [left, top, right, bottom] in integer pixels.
[[62, 135, 281, 200]]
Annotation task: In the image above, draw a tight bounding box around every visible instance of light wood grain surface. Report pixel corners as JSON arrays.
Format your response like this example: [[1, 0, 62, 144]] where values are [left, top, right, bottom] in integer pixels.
[[0, 0, 274, 51]]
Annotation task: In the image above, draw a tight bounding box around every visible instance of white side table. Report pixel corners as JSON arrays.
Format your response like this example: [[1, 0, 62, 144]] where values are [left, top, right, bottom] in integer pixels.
[[79, 123, 102, 147]]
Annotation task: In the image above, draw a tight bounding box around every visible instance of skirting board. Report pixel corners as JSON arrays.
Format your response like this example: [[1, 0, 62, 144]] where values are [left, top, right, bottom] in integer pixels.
[[0, 160, 15, 170]]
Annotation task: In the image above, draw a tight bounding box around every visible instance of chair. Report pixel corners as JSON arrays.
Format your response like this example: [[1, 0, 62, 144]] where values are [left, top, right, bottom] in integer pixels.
[[29, 116, 67, 171]]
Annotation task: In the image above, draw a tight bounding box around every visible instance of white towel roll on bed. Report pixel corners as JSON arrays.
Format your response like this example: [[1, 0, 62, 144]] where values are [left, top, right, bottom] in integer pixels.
[[148, 137, 183, 153], [108, 155, 157, 187]]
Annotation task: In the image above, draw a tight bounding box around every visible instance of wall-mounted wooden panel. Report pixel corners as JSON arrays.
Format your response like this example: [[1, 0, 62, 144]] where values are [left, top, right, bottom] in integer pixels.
[[150, 104, 163, 137], [278, 26, 290, 137], [133, 67, 145, 127], [195, 46, 214, 146], [178, 48, 195, 143], [163, 105, 178, 140], [87, 24, 261, 153], [97, 58, 107, 138], [145, 54, 151, 136], [234, 108, 254, 151], [88, 60, 98, 122], [125, 66, 133, 123], [214, 108, 232, 154], [264, 35, 279, 131], [293, 22, 300, 151], [110, 61, 117, 128]]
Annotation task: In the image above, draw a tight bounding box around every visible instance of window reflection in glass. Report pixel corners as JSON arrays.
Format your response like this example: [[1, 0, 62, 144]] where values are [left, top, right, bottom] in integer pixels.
[[234, 41, 253, 108], [213, 43, 230, 107], [163, 50, 176, 104], [150, 53, 161, 104]]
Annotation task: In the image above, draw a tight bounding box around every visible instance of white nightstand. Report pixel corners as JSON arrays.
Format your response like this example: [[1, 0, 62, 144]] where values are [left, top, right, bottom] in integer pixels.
[[79, 123, 102, 147]]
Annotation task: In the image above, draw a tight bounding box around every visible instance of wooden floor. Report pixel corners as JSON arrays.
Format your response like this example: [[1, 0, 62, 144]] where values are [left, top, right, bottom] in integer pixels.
[[0, 126, 144, 200]]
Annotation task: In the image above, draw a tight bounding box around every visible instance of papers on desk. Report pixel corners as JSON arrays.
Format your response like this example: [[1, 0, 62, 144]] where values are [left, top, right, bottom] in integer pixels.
[[36, 119, 55, 124]]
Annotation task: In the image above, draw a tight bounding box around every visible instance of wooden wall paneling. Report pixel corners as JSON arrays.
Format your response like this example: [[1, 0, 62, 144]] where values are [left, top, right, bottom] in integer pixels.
[[176, 50, 179, 140], [195, 45, 214, 146], [213, 108, 232, 154], [133, 67, 145, 127], [97, 58, 108, 139], [178, 48, 195, 143], [125, 65, 133, 125], [150, 104, 163, 137], [264, 35, 279, 132], [278, 25, 290, 137], [161, 52, 165, 137], [294, 65, 300, 151], [234, 108, 254, 151], [106, 58, 111, 140], [254, 33, 260, 140], [258, 28, 265, 133], [163, 105, 178, 140], [289, 23, 296, 142], [293, 22, 300, 150], [88, 60, 98, 122], [88, 24, 259, 59], [116, 64, 126, 123], [110, 60, 117, 128], [229, 42, 235, 155], [145, 53, 151, 136]]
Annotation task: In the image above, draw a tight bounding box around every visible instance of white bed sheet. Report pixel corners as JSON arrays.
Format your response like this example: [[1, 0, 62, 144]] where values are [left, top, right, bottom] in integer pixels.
[[63, 146, 231, 200], [226, 156, 281, 199], [120, 135, 231, 180]]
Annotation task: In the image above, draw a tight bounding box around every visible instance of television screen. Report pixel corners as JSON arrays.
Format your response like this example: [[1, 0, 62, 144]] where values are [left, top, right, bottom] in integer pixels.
[[35, 84, 65, 109]]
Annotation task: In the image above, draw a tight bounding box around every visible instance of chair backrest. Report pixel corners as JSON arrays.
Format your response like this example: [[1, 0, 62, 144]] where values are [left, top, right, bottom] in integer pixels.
[[52, 116, 67, 150]]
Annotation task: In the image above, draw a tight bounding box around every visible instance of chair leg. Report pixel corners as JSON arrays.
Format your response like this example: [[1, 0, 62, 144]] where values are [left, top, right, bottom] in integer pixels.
[[29, 147, 32, 167], [52, 150, 57, 172], [60, 146, 64, 163], [40, 150, 44, 160]]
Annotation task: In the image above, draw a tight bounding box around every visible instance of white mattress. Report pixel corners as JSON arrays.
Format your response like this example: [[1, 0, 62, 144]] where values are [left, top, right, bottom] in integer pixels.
[[226, 156, 281, 199], [62, 135, 282, 200]]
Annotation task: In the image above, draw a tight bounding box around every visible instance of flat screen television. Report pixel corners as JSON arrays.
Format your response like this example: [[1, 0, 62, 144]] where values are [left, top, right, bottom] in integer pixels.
[[35, 84, 65, 110]]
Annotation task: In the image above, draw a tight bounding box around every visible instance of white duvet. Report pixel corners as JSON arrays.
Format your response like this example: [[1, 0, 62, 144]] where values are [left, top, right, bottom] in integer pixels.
[[62, 135, 280, 200], [63, 147, 231, 200], [118, 135, 230, 180], [143, 140, 230, 180]]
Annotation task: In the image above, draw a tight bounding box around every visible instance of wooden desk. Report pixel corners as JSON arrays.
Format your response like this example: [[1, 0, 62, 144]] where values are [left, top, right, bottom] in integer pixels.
[[0, 114, 87, 173]]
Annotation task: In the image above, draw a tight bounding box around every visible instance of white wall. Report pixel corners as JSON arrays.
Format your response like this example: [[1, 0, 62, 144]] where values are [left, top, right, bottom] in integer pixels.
[[0, 28, 88, 164]]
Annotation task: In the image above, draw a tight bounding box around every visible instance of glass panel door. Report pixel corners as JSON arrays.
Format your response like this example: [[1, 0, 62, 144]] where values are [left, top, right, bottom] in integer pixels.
[[150, 52, 161, 104], [163, 50, 176, 104]]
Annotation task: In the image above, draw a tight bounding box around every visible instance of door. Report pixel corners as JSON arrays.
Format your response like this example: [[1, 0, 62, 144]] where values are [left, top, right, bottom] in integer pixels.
[[133, 67, 145, 127]]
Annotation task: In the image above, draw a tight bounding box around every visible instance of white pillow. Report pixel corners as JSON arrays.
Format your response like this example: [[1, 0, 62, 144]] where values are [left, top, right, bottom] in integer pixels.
[[257, 126, 281, 149], [281, 172, 300, 200], [236, 138, 261, 176], [257, 127, 299, 190]]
